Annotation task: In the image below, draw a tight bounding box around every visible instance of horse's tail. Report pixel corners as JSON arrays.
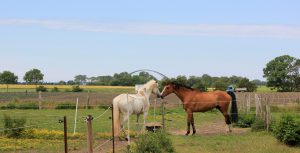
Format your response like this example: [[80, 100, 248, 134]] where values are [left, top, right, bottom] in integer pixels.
[[112, 98, 121, 138], [227, 91, 238, 123]]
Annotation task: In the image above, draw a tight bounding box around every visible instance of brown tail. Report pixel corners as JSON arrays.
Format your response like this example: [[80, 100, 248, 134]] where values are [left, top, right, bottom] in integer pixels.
[[113, 99, 120, 138]]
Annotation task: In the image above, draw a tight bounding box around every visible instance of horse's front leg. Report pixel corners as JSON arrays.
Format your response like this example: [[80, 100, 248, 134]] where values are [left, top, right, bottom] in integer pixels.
[[186, 110, 192, 135], [142, 111, 148, 133]]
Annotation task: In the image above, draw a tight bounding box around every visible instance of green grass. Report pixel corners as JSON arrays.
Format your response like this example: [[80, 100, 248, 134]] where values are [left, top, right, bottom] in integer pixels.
[[172, 132, 300, 153], [256, 85, 276, 92], [0, 88, 134, 93], [0, 107, 299, 152]]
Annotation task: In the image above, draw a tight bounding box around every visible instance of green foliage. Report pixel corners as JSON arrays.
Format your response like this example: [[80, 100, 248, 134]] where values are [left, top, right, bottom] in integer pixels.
[[3, 114, 26, 138], [237, 78, 257, 92], [74, 74, 87, 85], [251, 118, 265, 132], [36, 85, 48, 92], [18, 103, 39, 109], [133, 130, 175, 153], [71, 85, 83, 92], [236, 114, 255, 128], [5, 103, 17, 109], [0, 71, 18, 84], [55, 102, 76, 109], [263, 55, 300, 92], [23, 68, 44, 84], [214, 81, 228, 91], [273, 114, 300, 146], [51, 87, 59, 92]]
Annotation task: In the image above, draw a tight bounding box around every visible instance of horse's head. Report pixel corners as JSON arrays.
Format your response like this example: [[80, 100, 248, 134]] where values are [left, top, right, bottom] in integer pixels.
[[161, 83, 175, 99], [151, 81, 162, 98]]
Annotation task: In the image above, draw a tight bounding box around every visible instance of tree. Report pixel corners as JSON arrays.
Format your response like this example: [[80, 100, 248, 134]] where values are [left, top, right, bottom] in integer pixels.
[[67, 80, 75, 85], [74, 75, 87, 85], [263, 55, 300, 92], [23, 69, 44, 85], [0, 71, 18, 92], [237, 78, 257, 92], [58, 80, 66, 85]]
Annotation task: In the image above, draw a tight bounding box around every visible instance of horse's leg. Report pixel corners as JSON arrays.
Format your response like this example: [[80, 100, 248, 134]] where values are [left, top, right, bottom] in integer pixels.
[[186, 110, 192, 135], [135, 114, 140, 137], [121, 113, 130, 140], [217, 106, 232, 132], [191, 113, 196, 135], [142, 111, 148, 133]]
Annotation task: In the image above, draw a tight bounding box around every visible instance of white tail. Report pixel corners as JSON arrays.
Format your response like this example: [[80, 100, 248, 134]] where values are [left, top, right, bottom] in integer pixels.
[[113, 99, 120, 138]]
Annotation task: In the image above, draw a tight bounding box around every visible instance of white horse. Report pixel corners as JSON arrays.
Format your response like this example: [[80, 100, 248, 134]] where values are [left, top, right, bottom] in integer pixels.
[[112, 80, 161, 140]]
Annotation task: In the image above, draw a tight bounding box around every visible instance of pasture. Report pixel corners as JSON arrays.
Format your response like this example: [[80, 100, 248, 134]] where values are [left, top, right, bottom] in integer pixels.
[[0, 86, 300, 153], [0, 105, 300, 152]]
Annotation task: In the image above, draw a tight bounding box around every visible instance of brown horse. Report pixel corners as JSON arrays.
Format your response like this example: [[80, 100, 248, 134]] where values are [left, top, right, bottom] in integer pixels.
[[161, 82, 238, 135]]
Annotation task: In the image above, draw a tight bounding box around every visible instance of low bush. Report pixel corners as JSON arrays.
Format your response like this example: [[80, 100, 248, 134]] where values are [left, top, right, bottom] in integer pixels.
[[3, 114, 26, 138], [251, 118, 265, 132], [51, 87, 59, 92], [55, 102, 76, 109], [236, 114, 255, 128], [71, 85, 83, 92], [36, 85, 48, 92], [2, 103, 17, 109], [132, 130, 174, 153], [18, 103, 39, 109], [273, 114, 300, 146]]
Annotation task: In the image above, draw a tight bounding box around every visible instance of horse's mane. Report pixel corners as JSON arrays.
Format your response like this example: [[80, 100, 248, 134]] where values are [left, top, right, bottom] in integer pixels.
[[170, 82, 194, 91], [137, 79, 156, 92]]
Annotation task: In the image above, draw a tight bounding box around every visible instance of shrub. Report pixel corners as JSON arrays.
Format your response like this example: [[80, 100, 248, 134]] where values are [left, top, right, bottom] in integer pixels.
[[273, 114, 300, 146], [4, 103, 17, 109], [55, 102, 76, 109], [251, 118, 265, 132], [71, 85, 83, 92], [236, 114, 255, 128], [3, 114, 26, 138], [18, 103, 39, 109], [36, 85, 48, 92], [133, 130, 174, 153], [51, 87, 59, 92]]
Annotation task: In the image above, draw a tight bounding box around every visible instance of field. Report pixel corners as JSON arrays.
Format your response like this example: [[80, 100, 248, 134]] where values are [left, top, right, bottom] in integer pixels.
[[0, 106, 300, 153], [0, 85, 300, 153]]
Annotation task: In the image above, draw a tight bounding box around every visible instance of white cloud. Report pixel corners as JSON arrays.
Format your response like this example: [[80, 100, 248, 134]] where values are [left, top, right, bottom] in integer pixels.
[[1, 19, 300, 38]]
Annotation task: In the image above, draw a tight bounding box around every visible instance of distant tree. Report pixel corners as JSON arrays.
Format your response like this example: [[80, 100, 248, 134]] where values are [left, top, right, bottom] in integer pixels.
[[0, 71, 18, 92], [74, 75, 87, 85], [237, 78, 257, 92], [23, 69, 44, 85], [58, 80, 67, 85], [111, 72, 133, 86], [263, 55, 300, 92], [67, 80, 75, 85], [214, 81, 228, 91], [201, 74, 213, 87]]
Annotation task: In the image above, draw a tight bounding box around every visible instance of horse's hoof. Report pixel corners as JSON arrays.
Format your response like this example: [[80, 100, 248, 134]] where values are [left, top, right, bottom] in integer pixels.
[[192, 131, 196, 135], [185, 131, 190, 136], [125, 137, 129, 141]]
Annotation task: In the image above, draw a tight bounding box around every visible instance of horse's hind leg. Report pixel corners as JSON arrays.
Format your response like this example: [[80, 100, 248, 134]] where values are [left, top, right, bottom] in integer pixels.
[[186, 110, 192, 135], [191, 113, 196, 135], [217, 106, 232, 132]]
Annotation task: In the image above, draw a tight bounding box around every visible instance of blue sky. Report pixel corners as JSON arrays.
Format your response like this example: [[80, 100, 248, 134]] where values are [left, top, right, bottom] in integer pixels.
[[0, 0, 300, 82]]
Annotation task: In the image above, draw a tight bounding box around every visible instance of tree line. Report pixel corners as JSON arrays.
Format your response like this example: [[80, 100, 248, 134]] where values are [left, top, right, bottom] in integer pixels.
[[0, 55, 299, 92]]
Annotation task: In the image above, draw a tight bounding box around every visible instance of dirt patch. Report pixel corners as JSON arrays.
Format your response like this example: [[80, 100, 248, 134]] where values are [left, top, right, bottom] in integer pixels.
[[169, 119, 249, 136]]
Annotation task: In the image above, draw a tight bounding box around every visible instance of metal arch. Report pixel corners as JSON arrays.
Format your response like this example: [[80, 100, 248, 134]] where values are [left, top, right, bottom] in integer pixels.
[[129, 69, 169, 79]]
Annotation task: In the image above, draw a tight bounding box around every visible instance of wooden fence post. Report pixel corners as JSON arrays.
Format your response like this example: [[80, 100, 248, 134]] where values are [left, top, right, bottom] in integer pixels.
[[59, 116, 68, 153], [86, 115, 93, 153], [86, 90, 90, 109], [111, 104, 115, 153], [161, 100, 165, 130]]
